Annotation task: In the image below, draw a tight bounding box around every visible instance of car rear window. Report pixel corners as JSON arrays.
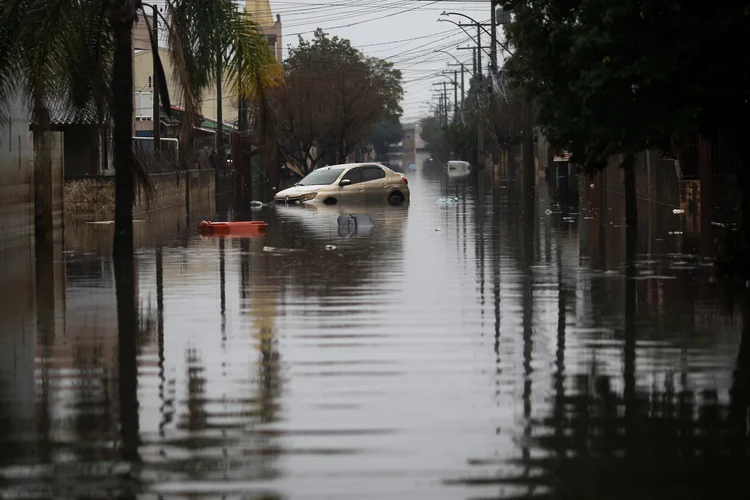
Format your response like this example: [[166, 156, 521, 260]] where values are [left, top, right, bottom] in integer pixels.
[[361, 167, 385, 182]]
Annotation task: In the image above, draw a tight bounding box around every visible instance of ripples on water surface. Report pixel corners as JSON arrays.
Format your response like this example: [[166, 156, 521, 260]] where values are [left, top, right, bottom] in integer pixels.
[[1, 157, 749, 499]]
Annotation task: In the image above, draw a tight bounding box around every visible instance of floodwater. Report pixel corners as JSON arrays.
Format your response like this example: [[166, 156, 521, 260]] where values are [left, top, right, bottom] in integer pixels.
[[1, 154, 750, 499]]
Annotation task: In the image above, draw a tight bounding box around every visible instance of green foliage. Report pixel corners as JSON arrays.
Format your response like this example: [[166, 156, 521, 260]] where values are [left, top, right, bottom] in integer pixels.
[[0, 0, 280, 131], [419, 116, 447, 161], [368, 117, 404, 160], [499, 0, 750, 170], [276, 29, 403, 172]]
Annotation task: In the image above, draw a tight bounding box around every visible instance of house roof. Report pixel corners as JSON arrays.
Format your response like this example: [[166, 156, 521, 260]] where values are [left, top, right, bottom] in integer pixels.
[[47, 100, 100, 126]]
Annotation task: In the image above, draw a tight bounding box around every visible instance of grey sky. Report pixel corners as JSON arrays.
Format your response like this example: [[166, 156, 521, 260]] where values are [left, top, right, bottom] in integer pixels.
[[269, 0, 499, 124]]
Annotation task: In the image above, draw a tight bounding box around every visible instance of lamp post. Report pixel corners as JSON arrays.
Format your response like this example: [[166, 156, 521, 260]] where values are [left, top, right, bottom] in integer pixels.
[[434, 49, 468, 105], [441, 11, 490, 73]]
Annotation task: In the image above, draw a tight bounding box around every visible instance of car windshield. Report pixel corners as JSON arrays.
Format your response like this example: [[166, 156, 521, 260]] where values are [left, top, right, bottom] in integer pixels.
[[298, 168, 345, 186]]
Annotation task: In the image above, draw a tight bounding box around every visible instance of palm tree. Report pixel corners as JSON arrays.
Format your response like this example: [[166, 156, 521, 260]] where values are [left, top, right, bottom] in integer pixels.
[[0, 0, 282, 256]]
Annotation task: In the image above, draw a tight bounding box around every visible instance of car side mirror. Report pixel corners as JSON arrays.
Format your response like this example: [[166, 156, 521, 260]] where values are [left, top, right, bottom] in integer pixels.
[[339, 179, 351, 187]]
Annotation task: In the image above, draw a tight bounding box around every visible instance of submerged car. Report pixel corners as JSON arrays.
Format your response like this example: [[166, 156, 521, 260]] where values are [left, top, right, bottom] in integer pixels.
[[275, 163, 410, 206], [446, 160, 471, 177]]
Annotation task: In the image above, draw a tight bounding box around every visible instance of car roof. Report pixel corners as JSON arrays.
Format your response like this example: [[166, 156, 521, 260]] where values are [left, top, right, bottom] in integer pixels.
[[316, 162, 390, 171]]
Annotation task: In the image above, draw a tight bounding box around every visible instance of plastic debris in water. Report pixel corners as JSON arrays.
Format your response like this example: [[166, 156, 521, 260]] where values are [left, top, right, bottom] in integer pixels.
[[668, 231, 684, 235], [250, 200, 265, 208], [590, 184, 595, 188], [325, 245, 338, 251], [672, 208, 685, 214], [435, 228, 442, 232], [437, 197, 459, 204], [409, 164, 416, 170], [545, 209, 553, 215]]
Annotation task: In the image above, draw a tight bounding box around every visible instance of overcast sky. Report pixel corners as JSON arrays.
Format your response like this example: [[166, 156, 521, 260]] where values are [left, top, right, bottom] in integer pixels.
[[268, 0, 501, 124]]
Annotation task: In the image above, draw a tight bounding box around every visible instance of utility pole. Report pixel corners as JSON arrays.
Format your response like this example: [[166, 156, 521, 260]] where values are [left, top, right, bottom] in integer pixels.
[[473, 47, 478, 78], [447, 63, 467, 107], [443, 81, 449, 125], [453, 70, 458, 121], [152, 5, 160, 153], [475, 24, 482, 77], [215, 54, 224, 173], [238, 97, 247, 132], [490, 1, 497, 72]]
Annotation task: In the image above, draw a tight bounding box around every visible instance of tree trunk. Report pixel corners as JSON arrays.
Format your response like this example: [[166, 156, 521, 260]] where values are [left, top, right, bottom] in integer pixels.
[[110, 8, 136, 258], [522, 97, 534, 192], [622, 153, 638, 228], [736, 151, 750, 248]]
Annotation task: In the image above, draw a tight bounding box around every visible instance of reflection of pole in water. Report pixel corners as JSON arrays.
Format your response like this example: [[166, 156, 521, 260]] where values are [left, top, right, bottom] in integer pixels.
[[554, 242, 566, 458], [240, 239, 251, 302], [114, 252, 140, 463], [624, 226, 637, 457], [220, 238, 226, 342], [729, 296, 750, 442], [156, 247, 167, 437], [250, 251, 281, 425], [522, 188, 535, 465]]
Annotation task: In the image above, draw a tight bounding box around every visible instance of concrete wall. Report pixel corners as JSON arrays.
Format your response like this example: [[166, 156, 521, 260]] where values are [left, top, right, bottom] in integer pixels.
[[0, 94, 35, 251], [66, 168, 215, 220], [0, 92, 37, 432]]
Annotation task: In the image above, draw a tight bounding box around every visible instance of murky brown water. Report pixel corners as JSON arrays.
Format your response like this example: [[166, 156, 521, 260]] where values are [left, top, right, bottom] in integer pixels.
[[2, 155, 749, 499]]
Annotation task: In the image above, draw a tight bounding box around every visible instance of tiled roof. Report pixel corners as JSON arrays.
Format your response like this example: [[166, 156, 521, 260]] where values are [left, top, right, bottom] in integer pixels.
[[46, 99, 99, 126]]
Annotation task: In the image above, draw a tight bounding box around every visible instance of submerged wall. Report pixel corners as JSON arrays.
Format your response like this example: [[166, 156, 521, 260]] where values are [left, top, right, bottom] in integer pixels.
[[65, 168, 215, 221]]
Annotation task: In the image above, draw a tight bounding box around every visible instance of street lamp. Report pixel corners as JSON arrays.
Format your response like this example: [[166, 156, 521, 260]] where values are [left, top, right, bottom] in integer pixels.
[[441, 10, 514, 70], [441, 11, 487, 75], [437, 19, 491, 58], [435, 49, 468, 108]]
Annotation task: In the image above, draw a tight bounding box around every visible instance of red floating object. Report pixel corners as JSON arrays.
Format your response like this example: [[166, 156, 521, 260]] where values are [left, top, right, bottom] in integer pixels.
[[198, 220, 267, 237]]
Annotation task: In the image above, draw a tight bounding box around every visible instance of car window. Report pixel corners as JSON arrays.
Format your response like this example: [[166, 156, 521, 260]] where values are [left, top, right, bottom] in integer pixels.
[[361, 167, 385, 182], [299, 167, 345, 186], [342, 168, 363, 185]]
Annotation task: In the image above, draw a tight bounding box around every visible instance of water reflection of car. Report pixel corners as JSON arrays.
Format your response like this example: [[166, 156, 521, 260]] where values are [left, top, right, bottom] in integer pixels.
[[274, 163, 410, 206], [274, 202, 407, 239]]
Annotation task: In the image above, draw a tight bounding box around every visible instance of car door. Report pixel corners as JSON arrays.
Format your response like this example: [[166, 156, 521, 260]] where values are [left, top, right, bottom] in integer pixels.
[[338, 167, 365, 202], [359, 166, 389, 202]]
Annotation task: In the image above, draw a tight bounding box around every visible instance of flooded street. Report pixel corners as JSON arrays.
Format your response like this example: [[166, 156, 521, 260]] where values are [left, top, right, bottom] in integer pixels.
[[2, 154, 749, 499]]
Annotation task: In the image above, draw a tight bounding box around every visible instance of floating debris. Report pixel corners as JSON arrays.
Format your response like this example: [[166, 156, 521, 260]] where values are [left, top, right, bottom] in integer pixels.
[[263, 246, 304, 254], [435, 228, 443, 232], [672, 208, 685, 214], [668, 231, 684, 235], [437, 197, 459, 204], [325, 245, 338, 251], [545, 209, 553, 216]]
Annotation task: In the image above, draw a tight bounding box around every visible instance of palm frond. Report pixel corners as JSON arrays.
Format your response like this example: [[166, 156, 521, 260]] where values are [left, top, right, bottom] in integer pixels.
[[223, 11, 284, 103]]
